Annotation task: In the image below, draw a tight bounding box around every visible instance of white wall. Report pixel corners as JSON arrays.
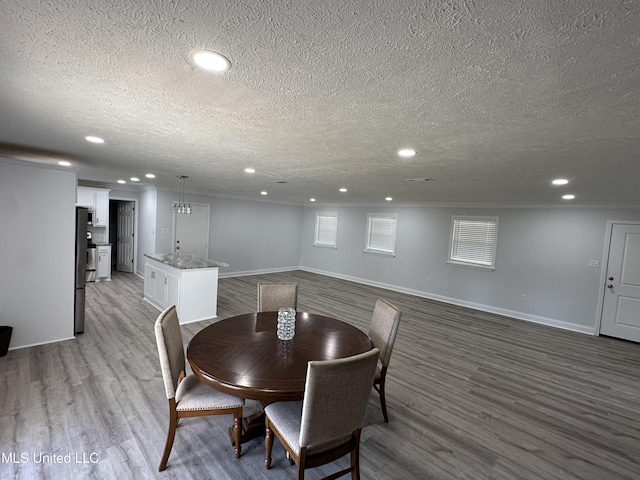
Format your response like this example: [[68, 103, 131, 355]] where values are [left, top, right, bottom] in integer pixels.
[[300, 204, 640, 333], [0, 159, 76, 348], [137, 186, 157, 276]]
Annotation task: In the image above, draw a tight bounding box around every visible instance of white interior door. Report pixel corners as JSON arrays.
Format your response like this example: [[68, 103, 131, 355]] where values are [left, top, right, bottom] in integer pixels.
[[175, 204, 209, 259], [600, 223, 640, 342], [116, 201, 134, 273]]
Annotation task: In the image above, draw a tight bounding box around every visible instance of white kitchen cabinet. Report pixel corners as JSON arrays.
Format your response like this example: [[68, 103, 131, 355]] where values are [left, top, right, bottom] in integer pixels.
[[76, 189, 94, 207], [77, 187, 110, 227], [144, 264, 165, 305], [97, 245, 111, 281], [143, 264, 158, 302], [144, 263, 181, 313], [143, 254, 224, 324], [93, 190, 109, 227]]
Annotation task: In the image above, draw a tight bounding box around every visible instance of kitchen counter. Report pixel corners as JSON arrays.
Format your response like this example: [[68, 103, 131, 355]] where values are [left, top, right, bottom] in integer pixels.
[[143, 253, 227, 324], [144, 252, 229, 270]]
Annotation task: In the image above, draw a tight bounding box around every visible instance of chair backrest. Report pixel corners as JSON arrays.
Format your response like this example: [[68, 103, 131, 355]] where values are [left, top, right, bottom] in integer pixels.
[[154, 305, 185, 400], [299, 348, 379, 448], [257, 283, 298, 312], [368, 298, 401, 368]]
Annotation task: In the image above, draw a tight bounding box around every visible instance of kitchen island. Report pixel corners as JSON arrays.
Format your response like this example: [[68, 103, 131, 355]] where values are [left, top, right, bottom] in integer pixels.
[[143, 253, 229, 324]]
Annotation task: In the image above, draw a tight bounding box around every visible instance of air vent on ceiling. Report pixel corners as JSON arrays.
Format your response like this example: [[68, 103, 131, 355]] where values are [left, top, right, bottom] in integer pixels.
[[405, 177, 433, 182], [275, 181, 288, 184]]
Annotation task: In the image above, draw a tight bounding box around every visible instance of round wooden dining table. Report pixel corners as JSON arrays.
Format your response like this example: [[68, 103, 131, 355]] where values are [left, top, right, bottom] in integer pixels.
[[187, 311, 374, 404], [188, 311, 374, 444]]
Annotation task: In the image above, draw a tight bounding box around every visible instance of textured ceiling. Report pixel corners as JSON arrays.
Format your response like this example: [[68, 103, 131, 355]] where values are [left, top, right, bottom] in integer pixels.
[[0, 0, 638, 205]]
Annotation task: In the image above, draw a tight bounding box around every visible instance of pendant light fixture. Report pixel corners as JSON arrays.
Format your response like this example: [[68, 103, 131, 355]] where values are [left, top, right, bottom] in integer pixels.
[[172, 175, 192, 214]]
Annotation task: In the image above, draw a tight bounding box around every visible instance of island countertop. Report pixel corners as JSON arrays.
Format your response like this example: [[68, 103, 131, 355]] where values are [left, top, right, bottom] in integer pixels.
[[144, 253, 229, 270]]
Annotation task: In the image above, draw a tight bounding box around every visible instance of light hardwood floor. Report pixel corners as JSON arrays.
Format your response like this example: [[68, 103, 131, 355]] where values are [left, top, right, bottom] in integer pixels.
[[1, 270, 639, 480]]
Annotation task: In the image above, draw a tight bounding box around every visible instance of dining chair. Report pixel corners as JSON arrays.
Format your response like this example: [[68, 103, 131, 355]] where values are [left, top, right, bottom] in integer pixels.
[[368, 298, 402, 423], [154, 305, 245, 471], [257, 282, 298, 312], [264, 348, 380, 480]]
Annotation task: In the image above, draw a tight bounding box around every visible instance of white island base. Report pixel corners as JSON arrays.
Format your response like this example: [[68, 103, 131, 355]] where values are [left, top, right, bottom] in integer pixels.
[[144, 253, 228, 325]]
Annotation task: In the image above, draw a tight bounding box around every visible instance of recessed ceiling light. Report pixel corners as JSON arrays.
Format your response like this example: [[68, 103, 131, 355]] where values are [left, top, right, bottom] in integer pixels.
[[552, 178, 569, 185], [562, 194, 575, 200], [339, 188, 347, 193], [261, 191, 268, 196], [145, 173, 155, 179], [310, 198, 316, 202], [58, 160, 71, 167], [130, 177, 140, 182], [190, 50, 231, 72], [244, 167, 256, 173], [386, 197, 393, 201], [117, 179, 126, 184], [85, 136, 105, 144], [398, 148, 416, 158]]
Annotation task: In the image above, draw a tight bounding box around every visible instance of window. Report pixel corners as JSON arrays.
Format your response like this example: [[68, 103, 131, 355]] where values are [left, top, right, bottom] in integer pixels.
[[314, 212, 338, 248], [365, 214, 397, 256], [448, 216, 498, 269]]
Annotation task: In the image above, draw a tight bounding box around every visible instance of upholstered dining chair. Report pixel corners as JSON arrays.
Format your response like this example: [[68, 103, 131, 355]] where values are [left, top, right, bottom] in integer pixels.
[[154, 305, 245, 471], [264, 348, 380, 480], [368, 298, 402, 423], [257, 282, 298, 312]]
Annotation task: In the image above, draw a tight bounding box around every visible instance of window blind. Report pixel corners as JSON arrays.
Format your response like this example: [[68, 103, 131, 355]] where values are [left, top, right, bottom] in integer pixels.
[[450, 217, 498, 267], [366, 214, 397, 255], [314, 213, 338, 247]]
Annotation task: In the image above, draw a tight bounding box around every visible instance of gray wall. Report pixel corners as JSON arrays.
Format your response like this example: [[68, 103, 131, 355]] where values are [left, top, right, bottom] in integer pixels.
[[300, 204, 640, 333], [4, 158, 635, 349], [150, 189, 303, 276], [0, 160, 76, 348], [208, 196, 303, 275]]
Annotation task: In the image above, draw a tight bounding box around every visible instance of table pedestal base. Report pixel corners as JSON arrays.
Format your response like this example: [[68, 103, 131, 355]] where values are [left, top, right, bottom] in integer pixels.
[[229, 410, 266, 445]]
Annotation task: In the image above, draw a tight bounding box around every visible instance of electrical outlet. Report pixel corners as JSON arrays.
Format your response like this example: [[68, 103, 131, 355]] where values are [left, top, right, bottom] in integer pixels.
[[521, 295, 527, 302], [588, 259, 599, 268]]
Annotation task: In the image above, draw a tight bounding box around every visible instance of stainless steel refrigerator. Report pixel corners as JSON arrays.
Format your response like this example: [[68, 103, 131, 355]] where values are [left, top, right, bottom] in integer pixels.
[[75, 207, 88, 334]]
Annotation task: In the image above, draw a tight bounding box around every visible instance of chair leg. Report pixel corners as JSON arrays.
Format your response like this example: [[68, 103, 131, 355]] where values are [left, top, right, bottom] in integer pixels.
[[159, 401, 179, 471], [379, 377, 389, 423], [351, 430, 361, 480], [233, 411, 242, 458], [297, 447, 306, 480], [265, 417, 273, 469]]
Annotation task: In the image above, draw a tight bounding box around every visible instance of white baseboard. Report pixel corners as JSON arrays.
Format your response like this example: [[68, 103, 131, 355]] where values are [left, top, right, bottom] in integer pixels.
[[299, 266, 596, 336], [219, 266, 300, 279], [8, 336, 77, 351], [154, 263, 594, 336], [179, 315, 217, 325]]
